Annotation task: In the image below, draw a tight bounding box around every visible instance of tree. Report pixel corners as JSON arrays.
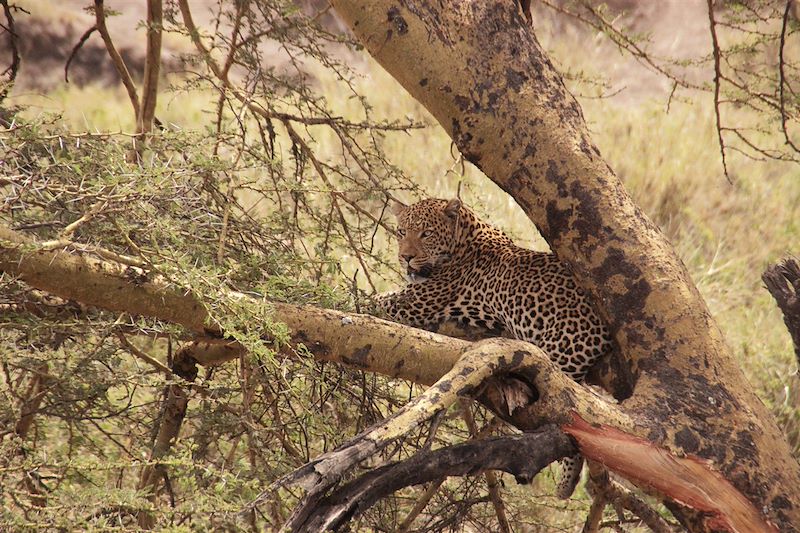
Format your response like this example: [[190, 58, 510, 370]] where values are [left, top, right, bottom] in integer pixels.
[[1, 1, 799, 531], [318, 1, 800, 530]]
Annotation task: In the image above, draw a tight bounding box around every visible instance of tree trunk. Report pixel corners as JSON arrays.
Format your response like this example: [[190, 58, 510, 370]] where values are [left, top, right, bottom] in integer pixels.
[[329, 1, 800, 530]]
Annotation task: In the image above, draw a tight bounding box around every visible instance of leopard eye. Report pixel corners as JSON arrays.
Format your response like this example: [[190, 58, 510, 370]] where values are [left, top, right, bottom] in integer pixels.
[[420, 230, 433, 239], [396, 229, 406, 237]]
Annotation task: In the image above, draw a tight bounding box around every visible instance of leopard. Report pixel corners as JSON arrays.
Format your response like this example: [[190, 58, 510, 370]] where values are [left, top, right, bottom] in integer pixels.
[[377, 197, 614, 499]]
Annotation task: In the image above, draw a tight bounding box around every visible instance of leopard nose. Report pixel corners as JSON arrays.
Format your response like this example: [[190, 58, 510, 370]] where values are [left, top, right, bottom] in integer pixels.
[[401, 254, 414, 263]]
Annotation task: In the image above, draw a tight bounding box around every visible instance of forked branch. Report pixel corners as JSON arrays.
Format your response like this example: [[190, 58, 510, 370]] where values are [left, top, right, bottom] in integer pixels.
[[287, 427, 574, 532], [250, 338, 549, 526]]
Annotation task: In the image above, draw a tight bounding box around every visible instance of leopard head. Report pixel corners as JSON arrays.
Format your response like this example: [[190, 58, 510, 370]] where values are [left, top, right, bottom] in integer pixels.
[[391, 198, 462, 283]]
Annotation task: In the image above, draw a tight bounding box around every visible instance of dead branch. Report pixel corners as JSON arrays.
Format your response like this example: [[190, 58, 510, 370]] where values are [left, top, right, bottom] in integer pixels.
[[763, 256, 800, 366], [285, 427, 575, 532], [136, 381, 188, 529], [135, 341, 202, 529]]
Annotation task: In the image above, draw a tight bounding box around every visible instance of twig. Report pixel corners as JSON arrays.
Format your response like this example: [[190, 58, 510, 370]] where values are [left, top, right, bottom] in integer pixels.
[[60, 200, 107, 239], [64, 26, 97, 83], [584, 464, 675, 533], [178, 0, 418, 132], [460, 400, 511, 533], [706, 0, 730, 182], [397, 479, 445, 532], [116, 332, 173, 376], [285, 121, 377, 292], [779, 1, 800, 154]]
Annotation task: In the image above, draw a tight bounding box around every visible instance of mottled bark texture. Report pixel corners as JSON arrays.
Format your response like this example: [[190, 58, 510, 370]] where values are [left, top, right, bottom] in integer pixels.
[[0, 226, 464, 386], [330, 1, 800, 530]]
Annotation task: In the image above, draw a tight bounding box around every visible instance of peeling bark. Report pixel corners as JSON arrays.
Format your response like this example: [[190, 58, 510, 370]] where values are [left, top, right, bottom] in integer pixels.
[[329, 1, 800, 530], [565, 414, 777, 533]]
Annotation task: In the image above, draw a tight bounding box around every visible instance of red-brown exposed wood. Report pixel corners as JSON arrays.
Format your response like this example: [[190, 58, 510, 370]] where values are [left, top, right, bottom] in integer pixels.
[[563, 413, 778, 533]]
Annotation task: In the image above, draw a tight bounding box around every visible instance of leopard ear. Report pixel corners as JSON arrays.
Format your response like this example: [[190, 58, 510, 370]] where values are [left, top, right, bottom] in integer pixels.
[[390, 199, 407, 217], [444, 198, 461, 218]]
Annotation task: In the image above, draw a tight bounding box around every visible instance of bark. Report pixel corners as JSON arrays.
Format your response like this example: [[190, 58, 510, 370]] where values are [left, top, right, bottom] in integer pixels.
[[328, 1, 800, 530], [0, 226, 464, 385], [290, 427, 574, 532]]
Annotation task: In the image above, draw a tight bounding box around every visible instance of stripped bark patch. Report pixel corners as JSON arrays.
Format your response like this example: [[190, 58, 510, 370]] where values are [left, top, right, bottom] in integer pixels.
[[563, 413, 778, 533]]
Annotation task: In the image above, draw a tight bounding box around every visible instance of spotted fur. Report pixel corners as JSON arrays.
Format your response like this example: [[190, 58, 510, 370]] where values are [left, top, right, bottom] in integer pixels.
[[378, 198, 614, 498]]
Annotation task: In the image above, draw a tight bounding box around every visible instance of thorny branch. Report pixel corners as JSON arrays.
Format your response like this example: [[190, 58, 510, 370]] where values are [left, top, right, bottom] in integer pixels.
[[779, 0, 800, 154], [539, 0, 800, 172]]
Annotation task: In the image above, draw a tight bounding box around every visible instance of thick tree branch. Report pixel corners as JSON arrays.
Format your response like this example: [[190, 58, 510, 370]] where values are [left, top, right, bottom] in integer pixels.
[[288, 427, 575, 532], [0, 225, 465, 384], [565, 415, 776, 533], [139, 0, 162, 134]]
